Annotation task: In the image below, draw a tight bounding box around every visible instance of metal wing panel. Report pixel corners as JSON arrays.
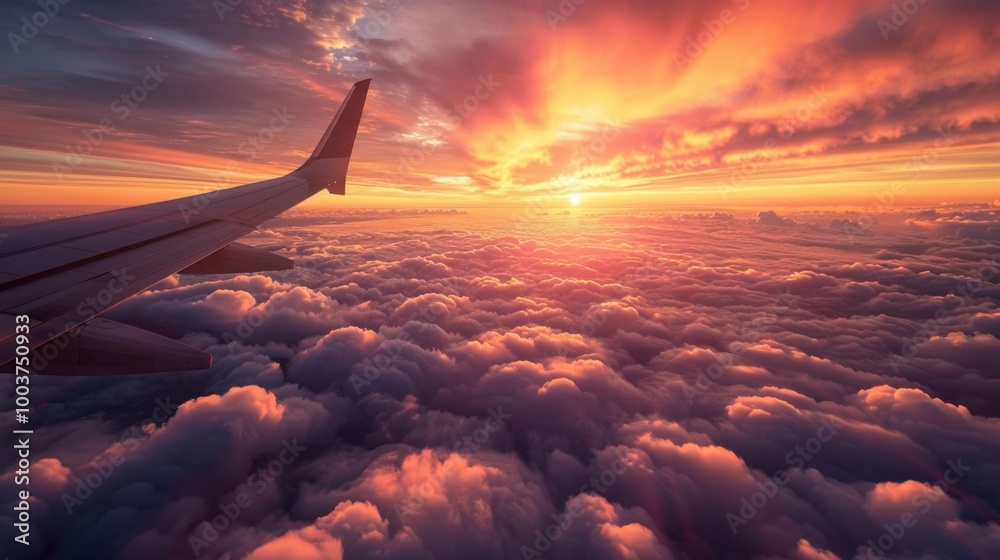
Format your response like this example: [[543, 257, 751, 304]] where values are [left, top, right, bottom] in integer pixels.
[[0, 79, 372, 374], [0, 246, 98, 278], [0, 208, 172, 254], [39, 318, 213, 375], [3, 221, 252, 318], [0, 220, 253, 370], [0, 175, 311, 338]]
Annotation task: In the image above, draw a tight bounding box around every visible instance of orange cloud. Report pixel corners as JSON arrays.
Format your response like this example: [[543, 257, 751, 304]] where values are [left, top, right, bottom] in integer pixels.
[[0, 0, 998, 207]]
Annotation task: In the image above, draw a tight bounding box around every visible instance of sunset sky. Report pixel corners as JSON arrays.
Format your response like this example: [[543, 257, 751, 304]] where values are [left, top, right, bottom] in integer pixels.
[[3, 3, 1000, 560], [0, 0, 997, 208]]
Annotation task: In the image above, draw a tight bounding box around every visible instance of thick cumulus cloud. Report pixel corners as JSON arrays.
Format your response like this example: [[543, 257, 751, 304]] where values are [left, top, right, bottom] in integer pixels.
[[1, 204, 999, 559]]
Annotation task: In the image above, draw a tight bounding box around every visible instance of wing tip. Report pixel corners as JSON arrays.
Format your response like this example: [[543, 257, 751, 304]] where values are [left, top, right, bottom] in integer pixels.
[[311, 78, 372, 162], [292, 78, 372, 194]]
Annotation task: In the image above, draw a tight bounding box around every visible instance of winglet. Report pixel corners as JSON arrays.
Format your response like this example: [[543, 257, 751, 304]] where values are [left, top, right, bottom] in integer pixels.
[[292, 79, 371, 195]]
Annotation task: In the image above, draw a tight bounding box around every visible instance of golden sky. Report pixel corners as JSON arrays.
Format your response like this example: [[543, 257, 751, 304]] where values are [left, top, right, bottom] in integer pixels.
[[0, 0, 997, 208]]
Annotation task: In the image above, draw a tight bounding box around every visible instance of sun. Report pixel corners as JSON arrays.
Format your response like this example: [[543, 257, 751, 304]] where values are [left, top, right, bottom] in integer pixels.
[[570, 194, 583, 206]]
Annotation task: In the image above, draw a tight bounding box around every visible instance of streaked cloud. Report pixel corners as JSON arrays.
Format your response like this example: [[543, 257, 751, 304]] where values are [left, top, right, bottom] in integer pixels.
[[0, 0, 997, 206]]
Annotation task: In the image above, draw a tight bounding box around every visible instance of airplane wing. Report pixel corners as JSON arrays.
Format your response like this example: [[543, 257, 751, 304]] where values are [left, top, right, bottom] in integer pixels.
[[0, 79, 371, 375]]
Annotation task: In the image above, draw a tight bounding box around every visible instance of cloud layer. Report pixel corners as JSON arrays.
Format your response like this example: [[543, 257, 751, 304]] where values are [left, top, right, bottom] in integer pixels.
[[1, 204, 998, 559]]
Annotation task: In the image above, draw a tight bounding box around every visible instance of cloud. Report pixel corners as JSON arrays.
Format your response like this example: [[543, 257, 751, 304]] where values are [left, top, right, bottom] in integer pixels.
[[753, 210, 796, 227], [2, 206, 999, 559]]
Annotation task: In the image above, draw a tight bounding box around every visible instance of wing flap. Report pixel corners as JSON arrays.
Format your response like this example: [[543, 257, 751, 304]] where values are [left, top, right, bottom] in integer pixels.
[[179, 242, 294, 274], [36, 317, 211, 375]]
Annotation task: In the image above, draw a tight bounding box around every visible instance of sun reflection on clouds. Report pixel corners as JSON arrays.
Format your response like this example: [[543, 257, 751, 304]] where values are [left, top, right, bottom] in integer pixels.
[[11, 203, 999, 559]]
